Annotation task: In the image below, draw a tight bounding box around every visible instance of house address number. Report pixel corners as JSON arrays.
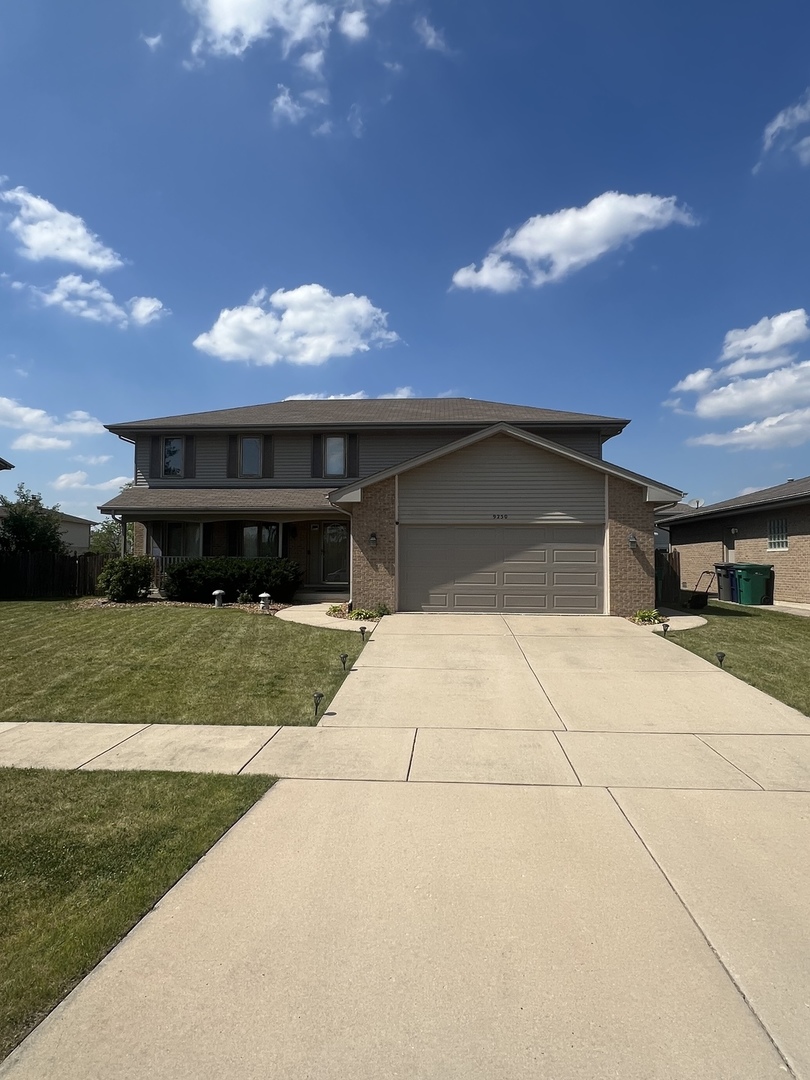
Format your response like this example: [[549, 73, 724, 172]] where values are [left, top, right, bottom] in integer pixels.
[[492, 514, 509, 519]]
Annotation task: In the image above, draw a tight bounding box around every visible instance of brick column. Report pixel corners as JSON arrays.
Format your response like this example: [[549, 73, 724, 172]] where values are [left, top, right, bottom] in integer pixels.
[[347, 478, 397, 611], [608, 476, 656, 616]]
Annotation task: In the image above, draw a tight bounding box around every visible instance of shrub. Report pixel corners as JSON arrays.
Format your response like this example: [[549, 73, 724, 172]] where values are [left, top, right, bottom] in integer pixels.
[[348, 604, 390, 620], [97, 556, 154, 603], [162, 557, 302, 605], [630, 608, 664, 624]]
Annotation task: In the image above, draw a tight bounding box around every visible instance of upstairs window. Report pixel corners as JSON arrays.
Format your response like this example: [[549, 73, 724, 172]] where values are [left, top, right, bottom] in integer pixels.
[[324, 436, 347, 478], [240, 436, 262, 478], [163, 437, 184, 477], [768, 518, 789, 550]]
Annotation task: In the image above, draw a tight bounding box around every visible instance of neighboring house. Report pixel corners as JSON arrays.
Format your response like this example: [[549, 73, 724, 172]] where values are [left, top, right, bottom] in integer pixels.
[[0, 506, 96, 554], [654, 502, 698, 550], [0, 456, 14, 471], [661, 475, 810, 604], [99, 398, 682, 616]]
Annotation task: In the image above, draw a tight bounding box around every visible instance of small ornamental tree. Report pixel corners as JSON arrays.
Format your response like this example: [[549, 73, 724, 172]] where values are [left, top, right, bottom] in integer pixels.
[[0, 484, 68, 554], [90, 518, 127, 555]]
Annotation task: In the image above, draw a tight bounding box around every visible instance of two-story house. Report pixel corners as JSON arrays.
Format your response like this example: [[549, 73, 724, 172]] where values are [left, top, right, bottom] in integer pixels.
[[98, 398, 682, 615]]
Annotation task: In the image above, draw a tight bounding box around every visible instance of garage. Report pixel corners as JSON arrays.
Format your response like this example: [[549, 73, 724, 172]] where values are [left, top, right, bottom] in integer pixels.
[[398, 524, 604, 613]]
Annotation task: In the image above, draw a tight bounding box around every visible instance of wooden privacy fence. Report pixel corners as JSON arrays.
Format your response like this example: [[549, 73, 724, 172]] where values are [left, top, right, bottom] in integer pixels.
[[0, 553, 111, 600], [655, 549, 681, 608]]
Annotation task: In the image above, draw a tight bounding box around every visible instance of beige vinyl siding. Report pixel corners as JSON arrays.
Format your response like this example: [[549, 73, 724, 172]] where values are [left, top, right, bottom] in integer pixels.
[[359, 430, 476, 475], [397, 434, 605, 524], [541, 430, 602, 458]]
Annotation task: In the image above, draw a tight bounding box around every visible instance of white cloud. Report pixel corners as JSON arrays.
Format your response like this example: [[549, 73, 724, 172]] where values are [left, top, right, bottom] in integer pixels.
[[671, 367, 713, 394], [73, 454, 112, 465], [339, 9, 368, 39], [185, 0, 335, 58], [689, 409, 810, 450], [52, 471, 131, 491], [141, 32, 163, 50], [312, 119, 333, 136], [694, 360, 810, 420], [285, 386, 416, 399], [671, 307, 810, 450], [452, 192, 694, 293], [299, 47, 325, 73], [347, 102, 364, 137], [794, 135, 810, 167], [128, 296, 169, 325], [13, 274, 168, 328], [760, 88, 810, 160], [414, 15, 447, 52], [272, 84, 310, 123], [11, 433, 71, 451], [193, 282, 399, 365], [720, 309, 809, 361], [0, 186, 123, 272], [0, 397, 105, 437]]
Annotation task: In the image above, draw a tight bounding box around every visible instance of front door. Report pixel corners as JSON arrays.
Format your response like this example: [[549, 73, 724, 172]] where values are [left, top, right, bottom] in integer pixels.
[[321, 522, 349, 585]]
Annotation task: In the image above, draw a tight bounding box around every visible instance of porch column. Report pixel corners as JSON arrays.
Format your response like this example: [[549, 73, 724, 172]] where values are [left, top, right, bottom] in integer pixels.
[[278, 522, 284, 557]]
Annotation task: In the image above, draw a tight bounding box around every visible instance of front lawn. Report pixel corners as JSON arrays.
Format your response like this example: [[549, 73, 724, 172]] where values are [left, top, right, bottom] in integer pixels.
[[670, 601, 810, 716], [0, 768, 273, 1061], [0, 602, 363, 725]]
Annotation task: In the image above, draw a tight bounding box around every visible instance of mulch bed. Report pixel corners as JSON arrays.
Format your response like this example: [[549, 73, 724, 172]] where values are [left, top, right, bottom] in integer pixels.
[[73, 598, 288, 615]]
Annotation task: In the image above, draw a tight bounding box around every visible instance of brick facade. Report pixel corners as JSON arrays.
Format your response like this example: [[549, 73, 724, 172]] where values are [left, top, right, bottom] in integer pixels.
[[133, 521, 146, 555], [347, 478, 396, 611], [607, 475, 656, 616], [671, 505, 810, 604]]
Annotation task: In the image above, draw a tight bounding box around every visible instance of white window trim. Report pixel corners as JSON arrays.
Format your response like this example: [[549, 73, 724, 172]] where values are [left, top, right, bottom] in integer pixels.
[[767, 517, 789, 551]]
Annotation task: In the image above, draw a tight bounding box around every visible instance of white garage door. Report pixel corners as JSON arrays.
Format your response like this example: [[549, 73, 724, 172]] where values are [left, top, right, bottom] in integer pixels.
[[398, 525, 604, 613]]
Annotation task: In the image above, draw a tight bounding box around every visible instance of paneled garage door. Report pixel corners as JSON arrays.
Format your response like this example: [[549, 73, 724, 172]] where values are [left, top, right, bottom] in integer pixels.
[[398, 525, 604, 613]]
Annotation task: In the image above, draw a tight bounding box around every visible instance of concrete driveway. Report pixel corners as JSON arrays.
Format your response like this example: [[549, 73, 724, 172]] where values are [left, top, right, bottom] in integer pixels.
[[3, 614, 810, 1079]]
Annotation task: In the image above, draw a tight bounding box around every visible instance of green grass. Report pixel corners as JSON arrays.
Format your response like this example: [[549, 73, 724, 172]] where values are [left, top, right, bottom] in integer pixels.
[[0, 768, 274, 1061], [0, 602, 363, 725], [670, 601, 810, 716]]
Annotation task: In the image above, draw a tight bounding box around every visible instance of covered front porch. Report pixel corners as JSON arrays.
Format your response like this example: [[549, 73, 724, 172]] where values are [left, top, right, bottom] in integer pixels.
[[129, 514, 350, 593]]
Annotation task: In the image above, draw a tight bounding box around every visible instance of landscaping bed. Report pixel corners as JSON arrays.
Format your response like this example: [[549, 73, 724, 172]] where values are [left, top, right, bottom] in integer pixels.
[[0, 601, 363, 725], [0, 768, 273, 1061], [669, 601, 810, 716]]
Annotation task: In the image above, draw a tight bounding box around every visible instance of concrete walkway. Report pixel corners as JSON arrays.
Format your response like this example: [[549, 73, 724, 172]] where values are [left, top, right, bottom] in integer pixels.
[[275, 601, 371, 631], [3, 614, 810, 1078]]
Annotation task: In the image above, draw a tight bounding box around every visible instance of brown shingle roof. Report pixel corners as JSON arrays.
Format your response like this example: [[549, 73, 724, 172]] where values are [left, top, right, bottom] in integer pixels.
[[658, 475, 810, 523], [106, 398, 628, 433], [99, 487, 336, 514]]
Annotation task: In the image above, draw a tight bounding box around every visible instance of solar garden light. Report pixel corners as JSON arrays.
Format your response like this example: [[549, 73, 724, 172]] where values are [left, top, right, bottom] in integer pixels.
[[340, 653, 349, 671], [359, 625, 368, 642], [313, 691, 324, 718], [716, 651, 726, 668], [212, 589, 225, 608], [661, 622, 671, 637], [259, 592, 271, 612]]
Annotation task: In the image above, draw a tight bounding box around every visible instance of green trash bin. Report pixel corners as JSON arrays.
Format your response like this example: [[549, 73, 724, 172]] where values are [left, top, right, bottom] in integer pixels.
[[735, 563, 775, 605]]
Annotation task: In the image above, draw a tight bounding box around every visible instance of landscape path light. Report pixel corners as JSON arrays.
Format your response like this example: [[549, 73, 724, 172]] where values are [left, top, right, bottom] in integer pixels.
[[359, 625, 368, 642], [661, 622, 670, 637], [716, 651, 726, 668], [313, 691, 324, 719], [340, 653, 349, 671]]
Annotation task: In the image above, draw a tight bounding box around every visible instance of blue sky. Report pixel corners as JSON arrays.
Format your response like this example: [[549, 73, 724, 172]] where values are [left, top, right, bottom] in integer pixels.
[[2, 0, 810, 521]]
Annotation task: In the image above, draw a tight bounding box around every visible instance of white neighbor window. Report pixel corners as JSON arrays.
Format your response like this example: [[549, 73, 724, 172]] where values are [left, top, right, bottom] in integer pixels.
[[767, 518, 789, 550]]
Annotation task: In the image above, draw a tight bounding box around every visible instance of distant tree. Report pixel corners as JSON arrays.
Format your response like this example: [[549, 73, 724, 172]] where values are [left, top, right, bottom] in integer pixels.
[[89, 518, 125, 555], [0, 484, 68, 554]]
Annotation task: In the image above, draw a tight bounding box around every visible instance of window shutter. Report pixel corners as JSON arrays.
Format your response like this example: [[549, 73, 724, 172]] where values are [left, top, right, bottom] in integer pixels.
[[261, 434, 274, 479], [311, 434, 323, 478], [149, 436, 161, 478], [227, 435, 239, 478], [347, 434, 359, 477], [184, 435, 196, 479], [227, 521, 242, 556]]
